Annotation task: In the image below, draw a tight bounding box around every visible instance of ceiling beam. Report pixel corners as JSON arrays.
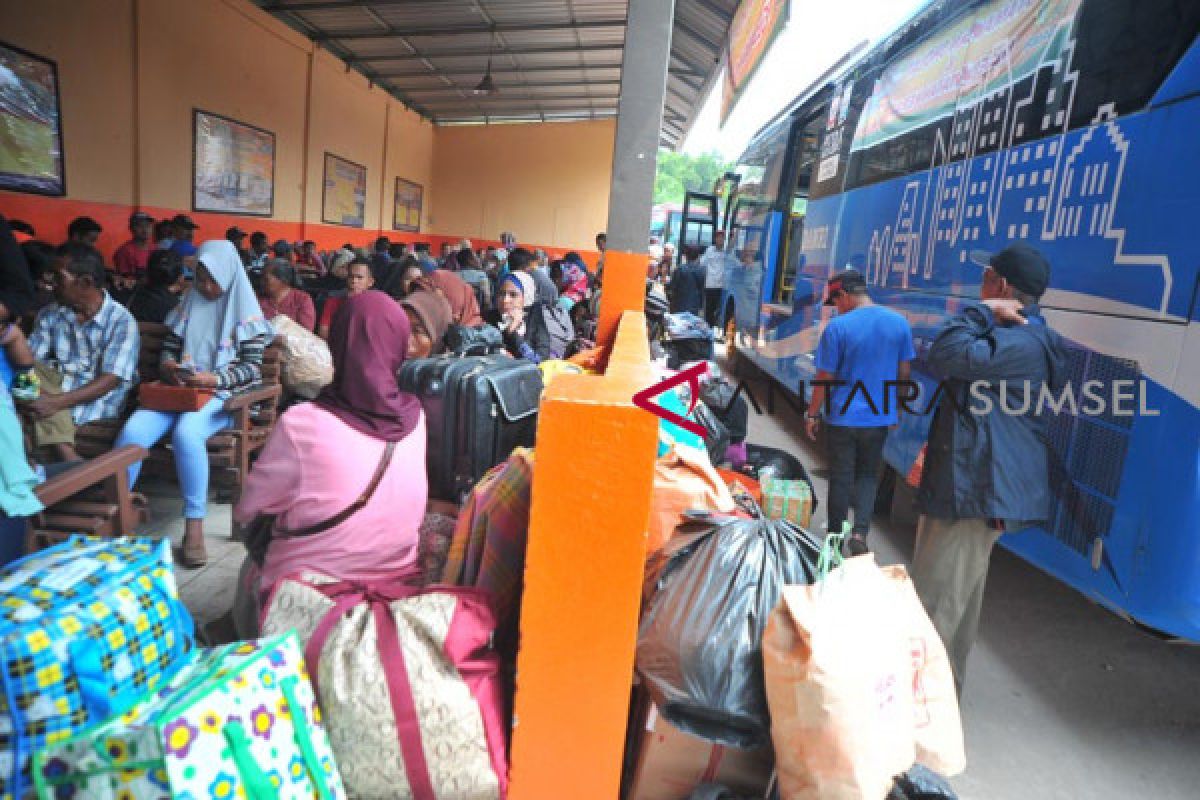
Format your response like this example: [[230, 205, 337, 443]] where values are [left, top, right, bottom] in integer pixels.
[[399, 80, 622, 94], [376, 63, 623, 78], [348, 43, 622, 64], [417, 94, 620, 107], [432, 112, 619, 124], [674, 18, 721, 52], [264, 0, 486, 10], [685, 0, 734, 24], [313, 19, 626, 41]]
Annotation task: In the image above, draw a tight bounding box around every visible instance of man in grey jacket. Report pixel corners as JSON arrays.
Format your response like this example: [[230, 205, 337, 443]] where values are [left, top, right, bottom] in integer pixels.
[[913, 242, 1067, 691]]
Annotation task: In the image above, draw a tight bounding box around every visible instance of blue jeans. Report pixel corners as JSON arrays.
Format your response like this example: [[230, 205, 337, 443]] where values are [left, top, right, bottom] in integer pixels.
[[116, 397, 233, 519], [825, 423, 889, 536]]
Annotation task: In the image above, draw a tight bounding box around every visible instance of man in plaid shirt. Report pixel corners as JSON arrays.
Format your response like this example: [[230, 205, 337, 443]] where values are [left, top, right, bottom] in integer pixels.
[[21, 243, 139, 461]]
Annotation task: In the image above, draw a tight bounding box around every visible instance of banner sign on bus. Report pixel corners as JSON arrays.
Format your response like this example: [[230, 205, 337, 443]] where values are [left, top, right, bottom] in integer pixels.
[[721, 0, 790, 125], [851, 0, 1082, 152]]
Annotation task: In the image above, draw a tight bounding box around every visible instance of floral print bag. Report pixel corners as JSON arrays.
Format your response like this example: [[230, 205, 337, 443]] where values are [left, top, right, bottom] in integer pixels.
[[31, 632, 347, 800]]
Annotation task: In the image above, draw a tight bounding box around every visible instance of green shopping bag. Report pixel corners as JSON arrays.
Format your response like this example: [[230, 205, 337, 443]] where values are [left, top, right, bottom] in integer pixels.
[[32, 631, 346, 799]]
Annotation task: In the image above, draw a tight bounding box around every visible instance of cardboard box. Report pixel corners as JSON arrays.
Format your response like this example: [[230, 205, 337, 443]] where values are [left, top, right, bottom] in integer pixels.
[[626, 702, 774, 800], [761, 477, 812, 529]]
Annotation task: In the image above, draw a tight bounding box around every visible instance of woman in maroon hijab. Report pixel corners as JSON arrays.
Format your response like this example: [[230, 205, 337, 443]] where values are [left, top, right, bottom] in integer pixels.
[[233, 292, 427, 633], [414, 269, 484, 327]]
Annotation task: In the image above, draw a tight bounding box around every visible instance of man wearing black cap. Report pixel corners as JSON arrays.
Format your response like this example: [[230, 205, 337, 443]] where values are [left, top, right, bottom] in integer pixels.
[[912, 242, 1066, 692], [226, 226, 250, 266], [169, 215, 198, 258], [113, 211, 154, 291], [806, 268, 915, 555]]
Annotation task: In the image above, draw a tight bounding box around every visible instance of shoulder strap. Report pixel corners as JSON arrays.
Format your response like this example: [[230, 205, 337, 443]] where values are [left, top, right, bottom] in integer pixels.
[[275, 440, 397, 539]]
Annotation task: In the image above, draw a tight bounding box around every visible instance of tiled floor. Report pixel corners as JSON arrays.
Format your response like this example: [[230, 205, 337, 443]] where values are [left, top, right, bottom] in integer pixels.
[[135, 479, 246, 629]]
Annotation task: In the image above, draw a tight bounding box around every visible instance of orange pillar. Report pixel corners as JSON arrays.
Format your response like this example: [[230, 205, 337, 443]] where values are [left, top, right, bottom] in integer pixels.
[[508, 309, 659, 800], [597, 250, 649, 351]]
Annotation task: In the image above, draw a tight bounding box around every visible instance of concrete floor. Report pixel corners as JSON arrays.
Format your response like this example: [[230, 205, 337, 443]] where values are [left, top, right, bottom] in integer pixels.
[[141, 362, 1200, 800], [736, 367, 1200, 800]]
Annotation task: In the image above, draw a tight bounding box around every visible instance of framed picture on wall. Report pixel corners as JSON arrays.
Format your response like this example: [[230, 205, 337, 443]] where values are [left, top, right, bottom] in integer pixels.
[[0, 41, 66, 196], [192, 109, 275, 216], [322, 152, 367, 228], [393, 178, 422, 232]]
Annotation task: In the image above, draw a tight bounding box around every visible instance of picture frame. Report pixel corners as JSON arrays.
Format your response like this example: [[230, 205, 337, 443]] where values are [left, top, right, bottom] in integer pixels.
[[321, 152, 367, 228], [393, 177, 423, 232], [192, 109, 276, 216], [0, 41, 66, 196]]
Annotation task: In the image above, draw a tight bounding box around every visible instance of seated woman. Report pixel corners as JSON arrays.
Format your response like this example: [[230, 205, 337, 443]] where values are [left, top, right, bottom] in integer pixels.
[[413, 269, 483, 327], [126, 249, 186, 324], [258, 258, 316, 331], [497, 272, 554, 363], [116, 240, 274, 567], [232, 292, 426, 633], [317, 258, 373, 339], [400, 288, 452, 360]]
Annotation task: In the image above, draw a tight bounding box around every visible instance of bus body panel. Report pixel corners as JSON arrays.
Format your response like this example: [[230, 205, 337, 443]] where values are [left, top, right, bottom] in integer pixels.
[[727, 4, 1200, 637]]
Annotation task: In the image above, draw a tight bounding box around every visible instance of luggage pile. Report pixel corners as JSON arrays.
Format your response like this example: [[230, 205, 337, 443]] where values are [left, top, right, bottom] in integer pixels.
[[627, 360, 965, 800], [0, 536, 346, 800]]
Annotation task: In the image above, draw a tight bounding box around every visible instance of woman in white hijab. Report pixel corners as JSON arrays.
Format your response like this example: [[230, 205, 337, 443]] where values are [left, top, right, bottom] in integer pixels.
[[116, 240, 274, 567]]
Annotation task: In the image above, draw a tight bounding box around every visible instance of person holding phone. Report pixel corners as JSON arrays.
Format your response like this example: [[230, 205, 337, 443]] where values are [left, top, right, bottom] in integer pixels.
[[116, 240, 274, 567]]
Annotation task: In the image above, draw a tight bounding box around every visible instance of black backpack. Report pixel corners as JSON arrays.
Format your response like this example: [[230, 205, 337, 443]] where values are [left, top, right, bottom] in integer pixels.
[[445, 324, 504, 356]]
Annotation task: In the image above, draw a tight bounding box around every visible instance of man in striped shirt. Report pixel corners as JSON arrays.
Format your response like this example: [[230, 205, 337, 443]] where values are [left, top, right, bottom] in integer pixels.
[[22, 243, 139, 461]]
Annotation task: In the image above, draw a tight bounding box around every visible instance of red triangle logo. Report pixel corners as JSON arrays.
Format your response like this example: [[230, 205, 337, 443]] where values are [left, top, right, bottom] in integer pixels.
[[632, 362, 709, 437]]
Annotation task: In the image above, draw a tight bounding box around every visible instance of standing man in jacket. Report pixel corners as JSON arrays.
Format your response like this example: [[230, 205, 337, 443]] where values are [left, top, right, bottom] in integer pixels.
[[913, 243, 1066, 691]]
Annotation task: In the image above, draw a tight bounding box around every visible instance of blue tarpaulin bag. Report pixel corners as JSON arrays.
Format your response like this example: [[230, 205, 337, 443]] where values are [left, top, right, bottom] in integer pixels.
[[0, 536, 194, 799]]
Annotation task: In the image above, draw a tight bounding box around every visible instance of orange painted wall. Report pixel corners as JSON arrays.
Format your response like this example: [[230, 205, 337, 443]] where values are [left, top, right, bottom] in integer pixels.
[[0, 0, 438, 255], [135, 0, 310, 225], [0, 0, 135, 208], [384, 98, 436, 235], [432, 120, 616, 251]]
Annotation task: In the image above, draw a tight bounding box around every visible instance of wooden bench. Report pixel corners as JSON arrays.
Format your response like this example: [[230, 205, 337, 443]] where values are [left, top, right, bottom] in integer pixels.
[[26, 444, 148, 550], [74, 321, 283, 506]]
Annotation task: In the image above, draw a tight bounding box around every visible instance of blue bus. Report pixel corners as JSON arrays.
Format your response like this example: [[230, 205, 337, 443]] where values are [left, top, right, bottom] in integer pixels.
[[713, 0, 1200, 639]]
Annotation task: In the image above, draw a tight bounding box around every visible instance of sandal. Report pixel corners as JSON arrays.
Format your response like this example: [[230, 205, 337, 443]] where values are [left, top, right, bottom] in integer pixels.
[[177, 539, 209, 569]]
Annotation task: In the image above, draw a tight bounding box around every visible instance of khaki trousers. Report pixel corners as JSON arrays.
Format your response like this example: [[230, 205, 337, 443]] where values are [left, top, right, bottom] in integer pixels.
[[31, 362, 76, 447], [910, 515, 1002, 694]]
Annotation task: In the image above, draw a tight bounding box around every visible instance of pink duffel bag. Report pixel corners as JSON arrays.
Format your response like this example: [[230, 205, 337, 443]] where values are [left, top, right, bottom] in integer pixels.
[[261, 574, 507, 800]]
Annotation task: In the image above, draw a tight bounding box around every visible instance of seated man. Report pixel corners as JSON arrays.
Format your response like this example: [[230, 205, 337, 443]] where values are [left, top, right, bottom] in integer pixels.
[[21, 243, 139, 461]]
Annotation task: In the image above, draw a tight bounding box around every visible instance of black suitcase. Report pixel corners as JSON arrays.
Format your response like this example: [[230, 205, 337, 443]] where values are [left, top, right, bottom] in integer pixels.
[[398, 355, 543, 502]]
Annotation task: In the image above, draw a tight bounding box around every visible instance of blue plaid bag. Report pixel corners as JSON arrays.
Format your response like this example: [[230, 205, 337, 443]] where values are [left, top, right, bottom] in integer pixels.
[[0, 536, 195, 799]]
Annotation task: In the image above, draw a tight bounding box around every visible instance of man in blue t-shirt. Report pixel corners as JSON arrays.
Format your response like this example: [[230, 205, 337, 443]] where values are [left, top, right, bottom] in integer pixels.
[[807, 268, 915, 554]]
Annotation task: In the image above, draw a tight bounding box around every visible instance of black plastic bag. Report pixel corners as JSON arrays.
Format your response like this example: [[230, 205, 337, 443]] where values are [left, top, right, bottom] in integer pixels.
[[888, 765, 960, 800], [694, 403, 730, 466], [700, 375, 748, 444], [636, 510, 821, 749]]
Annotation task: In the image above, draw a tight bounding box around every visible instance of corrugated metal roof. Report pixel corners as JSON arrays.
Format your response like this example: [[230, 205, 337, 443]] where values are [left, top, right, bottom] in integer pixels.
[[254, 0, 732, 145]]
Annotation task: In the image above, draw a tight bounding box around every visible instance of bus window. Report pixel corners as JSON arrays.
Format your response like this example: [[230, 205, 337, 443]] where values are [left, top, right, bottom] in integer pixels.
[[774, 112, 824, 305], [841, 0, 1200, 191], [734, 116, 791, 210], [1065, 0, 1200, 130]]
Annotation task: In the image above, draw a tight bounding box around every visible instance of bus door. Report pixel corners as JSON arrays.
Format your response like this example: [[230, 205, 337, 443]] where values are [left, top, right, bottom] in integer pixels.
[[715, 172, 742, 235], [681, 191, 718, 249], [771, 110, 826, 312]]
